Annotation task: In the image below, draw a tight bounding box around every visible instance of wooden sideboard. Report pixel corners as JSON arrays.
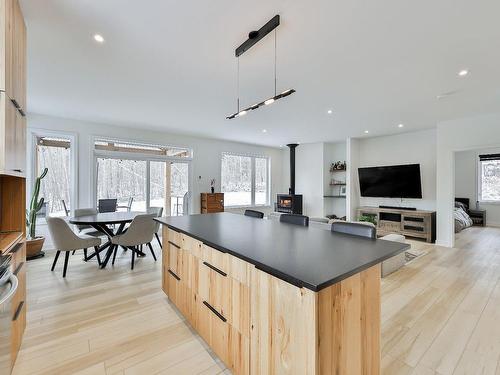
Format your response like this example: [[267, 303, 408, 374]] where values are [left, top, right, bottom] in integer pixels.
[[0, 0, 27, 372], [357, 206, 436, 243], [162, 226, 382, 374], [200, 193, 224, 213]]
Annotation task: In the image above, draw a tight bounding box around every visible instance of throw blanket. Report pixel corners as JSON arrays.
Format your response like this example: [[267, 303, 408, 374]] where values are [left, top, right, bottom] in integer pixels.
[[454, 204, 473, 233]]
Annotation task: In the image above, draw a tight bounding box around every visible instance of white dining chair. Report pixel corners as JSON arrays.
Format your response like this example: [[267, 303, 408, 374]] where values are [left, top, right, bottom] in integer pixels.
[[110, 214, 157, 270], [46, 216, 102, 277]]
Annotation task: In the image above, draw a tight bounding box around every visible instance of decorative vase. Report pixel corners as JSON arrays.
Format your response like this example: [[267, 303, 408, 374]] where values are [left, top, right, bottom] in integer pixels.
[[26, 236, 46, 260], [211, 187, 215, 194]]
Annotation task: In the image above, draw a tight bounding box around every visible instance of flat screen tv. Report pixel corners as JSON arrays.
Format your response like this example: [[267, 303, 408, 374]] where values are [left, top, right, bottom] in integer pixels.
[[358, 164, 422, 198]]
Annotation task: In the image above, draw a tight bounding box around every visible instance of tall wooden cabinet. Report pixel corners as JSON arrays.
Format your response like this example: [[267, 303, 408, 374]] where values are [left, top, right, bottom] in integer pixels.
[[0, 0, 27, 372]]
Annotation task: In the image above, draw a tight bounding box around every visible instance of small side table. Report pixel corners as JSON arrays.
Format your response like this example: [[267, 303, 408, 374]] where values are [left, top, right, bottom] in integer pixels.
[[468, 209, 486, 227]]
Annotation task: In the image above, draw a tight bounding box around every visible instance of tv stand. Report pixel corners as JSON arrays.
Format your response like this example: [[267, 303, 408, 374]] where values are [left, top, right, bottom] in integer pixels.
[[379, 205, 417, 211], [358, 206, 436, 243]]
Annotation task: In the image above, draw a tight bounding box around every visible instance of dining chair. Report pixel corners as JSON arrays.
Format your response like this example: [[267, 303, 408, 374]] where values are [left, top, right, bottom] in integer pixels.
[[61, 200, 70, 216], [117, 197, 134, 212], [73, 208, 102, 237], [330, 221, 376, 239], [280, 214, 309, 227], [147, 206, 164, 248], [98, 198, 117, 213], [244, 209, 264, 219], [110, 214, 157, 270], [46, 216, 102, 277]]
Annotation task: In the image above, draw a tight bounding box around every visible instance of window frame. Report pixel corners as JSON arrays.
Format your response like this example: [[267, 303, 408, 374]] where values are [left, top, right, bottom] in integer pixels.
[[477, 155, 500, 204], [220, 152, 271, 208]]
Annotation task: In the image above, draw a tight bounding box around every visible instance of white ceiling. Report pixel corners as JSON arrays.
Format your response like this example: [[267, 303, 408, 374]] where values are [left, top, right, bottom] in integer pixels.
[[22, 0, 500, 147]]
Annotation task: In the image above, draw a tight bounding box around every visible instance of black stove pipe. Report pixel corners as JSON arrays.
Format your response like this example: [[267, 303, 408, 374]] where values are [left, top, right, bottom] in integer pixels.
[[287, 143, 299, 195]]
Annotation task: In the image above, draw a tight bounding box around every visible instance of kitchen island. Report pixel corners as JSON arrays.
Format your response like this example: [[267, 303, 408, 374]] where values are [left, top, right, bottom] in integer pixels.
[[156, 212, 409, 374]]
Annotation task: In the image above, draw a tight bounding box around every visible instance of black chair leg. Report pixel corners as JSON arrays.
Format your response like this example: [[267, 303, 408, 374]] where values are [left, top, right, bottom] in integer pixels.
[[155, 233, 162, 249], [147, 242, 157, 261], [72, 250, 76, 255], [94, 246, 101, 266], [131, 247, 136, 270], [51, 251, 61, 271], [63, 252, 70, 278], [83, 248, 88, 261], [112, 245, 118, 265]]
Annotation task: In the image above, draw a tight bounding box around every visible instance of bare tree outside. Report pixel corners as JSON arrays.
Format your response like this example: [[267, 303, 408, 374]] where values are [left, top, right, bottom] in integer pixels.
[[480, 160, 500, 201]]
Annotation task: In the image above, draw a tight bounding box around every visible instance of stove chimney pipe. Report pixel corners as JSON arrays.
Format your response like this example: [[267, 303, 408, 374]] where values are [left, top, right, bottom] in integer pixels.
[[287, 143, 299, 195]]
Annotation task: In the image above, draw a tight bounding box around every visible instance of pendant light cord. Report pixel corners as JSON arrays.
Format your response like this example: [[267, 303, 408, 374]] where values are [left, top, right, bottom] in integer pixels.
[[237, 57, 240, 112]]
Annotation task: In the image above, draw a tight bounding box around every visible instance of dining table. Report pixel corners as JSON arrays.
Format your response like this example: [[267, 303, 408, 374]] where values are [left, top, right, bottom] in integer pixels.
[[69, 211, 146, 269]]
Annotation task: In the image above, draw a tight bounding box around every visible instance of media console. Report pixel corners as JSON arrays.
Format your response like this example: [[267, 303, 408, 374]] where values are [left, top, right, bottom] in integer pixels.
[[357, 206, 436, 243]]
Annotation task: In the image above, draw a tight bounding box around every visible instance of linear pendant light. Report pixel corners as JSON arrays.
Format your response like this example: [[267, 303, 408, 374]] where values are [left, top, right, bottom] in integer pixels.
[[226, 15, 296, 119]]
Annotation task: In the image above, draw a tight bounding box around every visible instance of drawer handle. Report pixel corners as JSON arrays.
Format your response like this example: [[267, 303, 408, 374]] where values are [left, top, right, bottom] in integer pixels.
[[203, 261, 227, 277], [203, 301, 227, 322], [11, 242, 23, 254], [168, 241, 180, 249], [11, 98, 20, 108], [13, 301, 24, 322], [168, 269, 180, 281], [13, 262, 24, 276]]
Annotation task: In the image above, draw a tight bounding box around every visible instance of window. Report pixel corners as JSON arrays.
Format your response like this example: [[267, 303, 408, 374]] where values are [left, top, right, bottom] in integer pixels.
[[221, 153, 270, 207], [94, 138, 192, 215], [36, 136, 71, 216], [479, 154, 500, 202]]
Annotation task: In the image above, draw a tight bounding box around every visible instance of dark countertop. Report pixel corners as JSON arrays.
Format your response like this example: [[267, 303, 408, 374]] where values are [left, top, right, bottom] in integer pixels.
[[156, 213, 409, 291]]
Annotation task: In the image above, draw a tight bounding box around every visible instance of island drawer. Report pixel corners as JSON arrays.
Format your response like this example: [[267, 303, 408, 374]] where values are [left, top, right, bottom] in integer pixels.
[[201, 244, 230, 276], [199, 259, 231, 319], [181, 234, 203, 258], [195, 296, 249, 375], [166, 228, 181, 247]]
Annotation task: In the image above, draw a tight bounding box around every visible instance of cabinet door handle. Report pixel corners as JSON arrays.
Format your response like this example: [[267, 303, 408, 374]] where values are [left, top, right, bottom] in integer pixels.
[[203, 261, 227, 277], [13, 301, 24, 322], [13, 262, 24, 276], [168, 241, 180, 249], [12, 169, 23, 173], [203, 301, 227, 322], [11, 242, 23, 254], [10, 98, 20, 108], [18, 108, 26, 117], [168, 269, 180, 281]]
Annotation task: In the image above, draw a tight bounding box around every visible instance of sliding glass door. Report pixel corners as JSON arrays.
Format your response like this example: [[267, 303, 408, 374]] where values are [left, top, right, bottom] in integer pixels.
[[96, 158, 147, 211], [97, 157, 190, 215]]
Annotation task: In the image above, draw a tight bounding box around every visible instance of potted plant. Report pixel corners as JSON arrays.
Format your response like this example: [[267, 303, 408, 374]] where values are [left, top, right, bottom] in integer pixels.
[[210, 178, 216, 194], [26, 167, 48, 260]]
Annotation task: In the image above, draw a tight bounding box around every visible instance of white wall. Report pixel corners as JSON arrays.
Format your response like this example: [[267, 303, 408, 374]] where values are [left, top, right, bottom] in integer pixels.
[[294, 143, 324, 217], [323, 142, 347, 218], [437, 113, 500, 247], [27, 113, 284, 216], [455, 147, 500, 227], [357, 129, 437, 210]]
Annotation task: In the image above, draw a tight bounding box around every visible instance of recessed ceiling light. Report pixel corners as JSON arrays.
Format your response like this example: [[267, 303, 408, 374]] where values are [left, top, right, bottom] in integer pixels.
[[458, 69, 468, 77], [327, 109, 333, 114], [93, 34, 105, 43], [398, 123, 404, 128], [364, 130, 369, 134], [262, 129, 267, 133]]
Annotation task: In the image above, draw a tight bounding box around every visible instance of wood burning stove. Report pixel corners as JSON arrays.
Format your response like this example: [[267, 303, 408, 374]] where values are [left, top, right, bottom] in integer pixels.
[[276, 144, 303, 214]]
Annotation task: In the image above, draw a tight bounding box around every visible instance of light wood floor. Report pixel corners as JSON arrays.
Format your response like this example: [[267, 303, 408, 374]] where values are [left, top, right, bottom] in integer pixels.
[[12, 227, 500, 374]]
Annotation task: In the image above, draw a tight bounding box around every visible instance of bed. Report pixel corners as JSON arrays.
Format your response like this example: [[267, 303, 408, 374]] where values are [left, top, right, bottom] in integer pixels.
[[454, 198, 474, 233]]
